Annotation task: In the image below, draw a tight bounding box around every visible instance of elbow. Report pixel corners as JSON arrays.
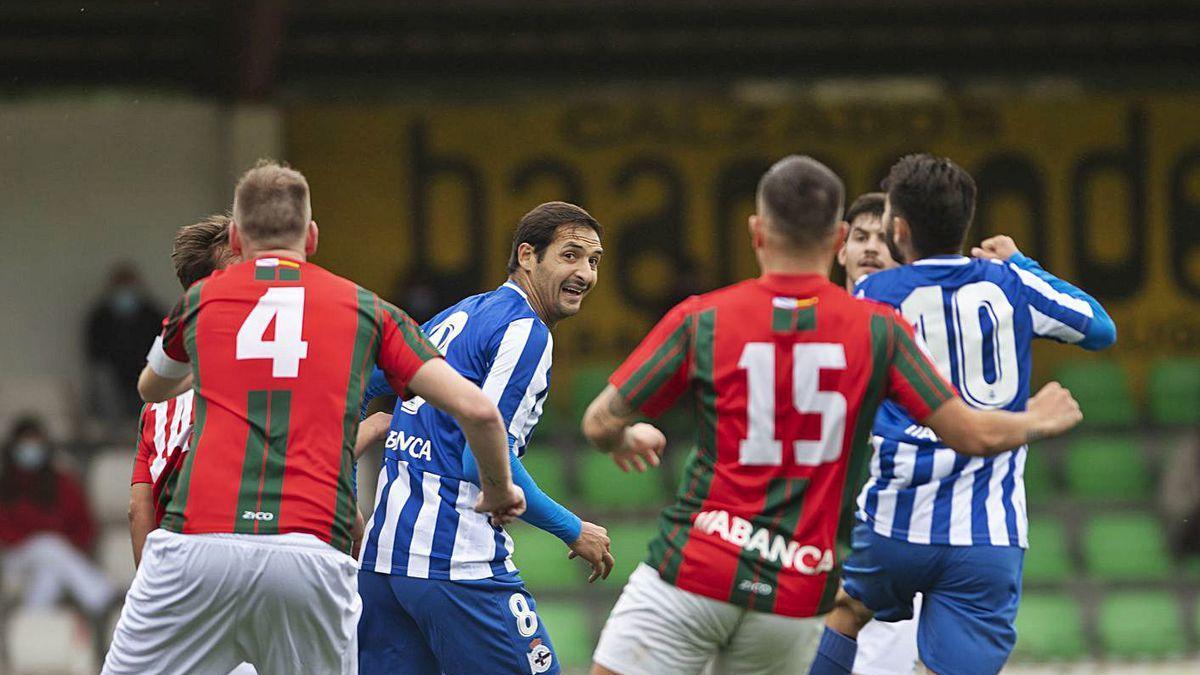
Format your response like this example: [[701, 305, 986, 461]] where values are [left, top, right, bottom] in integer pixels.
[[1080, 322, 1117, 351], [458, 395, 504, 432], [580, 400, 608, 446]]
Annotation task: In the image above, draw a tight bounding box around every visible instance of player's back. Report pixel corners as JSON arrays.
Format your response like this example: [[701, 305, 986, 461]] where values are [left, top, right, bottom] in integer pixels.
[[159, 257, 436, 553], [133, 390, 194, 525], [617, 273, 950, 617], [855, 255, 1095, 548]]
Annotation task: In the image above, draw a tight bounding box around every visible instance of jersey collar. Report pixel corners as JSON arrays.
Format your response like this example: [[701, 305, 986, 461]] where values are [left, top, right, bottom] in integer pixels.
[[912, 255, 971, 266], [757, 273, 832, 296], [502, 280, 529, 299]]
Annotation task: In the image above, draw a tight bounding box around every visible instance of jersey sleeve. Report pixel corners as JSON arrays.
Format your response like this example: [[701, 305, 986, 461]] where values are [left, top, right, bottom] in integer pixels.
[[376, 299, 441, 399], [1009, 253, 1116, 350], [145, 294, 192, 379], [359, 366, 396, 420], [610, 297, 695, 418], [884, 311, 959, 422], [480, 318, 553, 454], [131, 404, 154, 485]]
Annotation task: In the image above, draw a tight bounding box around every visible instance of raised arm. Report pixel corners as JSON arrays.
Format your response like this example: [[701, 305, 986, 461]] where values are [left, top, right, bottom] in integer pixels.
[[583, 386, 667, 472], [923, 382, 1083, 456]]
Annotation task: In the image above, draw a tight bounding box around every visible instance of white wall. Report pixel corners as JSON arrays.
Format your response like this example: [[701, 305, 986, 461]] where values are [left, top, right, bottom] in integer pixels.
[[0, 94, 281, 387]]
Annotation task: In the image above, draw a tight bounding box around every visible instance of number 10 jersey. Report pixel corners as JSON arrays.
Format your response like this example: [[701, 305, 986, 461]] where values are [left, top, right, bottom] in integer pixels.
[[609, 273, 955, 618], [147, 257, 439, 554]]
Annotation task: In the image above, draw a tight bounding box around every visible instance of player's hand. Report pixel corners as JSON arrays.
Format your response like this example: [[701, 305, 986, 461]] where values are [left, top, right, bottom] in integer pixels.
[[1026, 382, 1083, 440], [568, 521, 615, 583], [970, 235, 1022, 261], [354, 412, 393, 458], [476, 484, 526, 525], [609, 423, 667, 473]]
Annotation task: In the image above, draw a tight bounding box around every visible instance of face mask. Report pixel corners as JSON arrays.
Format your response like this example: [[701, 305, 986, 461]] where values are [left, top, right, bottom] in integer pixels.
[[110, 287, 142, 316], [12, 441, 48, 470]]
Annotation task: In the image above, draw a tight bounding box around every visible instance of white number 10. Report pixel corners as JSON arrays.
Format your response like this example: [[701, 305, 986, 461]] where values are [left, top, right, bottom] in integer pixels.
[[236, 287, 309, 378], [738, 342, 847, 466]]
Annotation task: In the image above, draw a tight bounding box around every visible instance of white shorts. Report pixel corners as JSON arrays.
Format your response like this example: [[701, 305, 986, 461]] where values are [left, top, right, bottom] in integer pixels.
[[103, 529, 360, 675], [593, 563, 824, 675], [853, 594, 921, 675]]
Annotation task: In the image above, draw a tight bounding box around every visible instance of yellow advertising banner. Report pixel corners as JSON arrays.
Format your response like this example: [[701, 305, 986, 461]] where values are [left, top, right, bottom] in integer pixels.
[[287, 96, 1200, 397]]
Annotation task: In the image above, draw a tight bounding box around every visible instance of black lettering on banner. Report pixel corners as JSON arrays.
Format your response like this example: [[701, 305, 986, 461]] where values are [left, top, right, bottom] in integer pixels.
[[1069, 109, 1147, 300], [409, 121, 488, 293], [612, 158, 689, 314], [1168, 148, 1200, 301], [714, 158, 771, 286], [510, 159, 586, 207], [972, 154, 1048, 259]]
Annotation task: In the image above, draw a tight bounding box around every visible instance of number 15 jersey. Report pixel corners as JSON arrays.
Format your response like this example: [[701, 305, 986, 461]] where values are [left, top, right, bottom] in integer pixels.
[[146, 257, 440, 554], [609, 273, 956, 618]]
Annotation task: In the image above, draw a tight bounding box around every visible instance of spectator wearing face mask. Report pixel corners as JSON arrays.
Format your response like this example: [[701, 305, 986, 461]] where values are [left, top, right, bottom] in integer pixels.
[[0, 416, 115, 618], [85, 262, 165, 421]]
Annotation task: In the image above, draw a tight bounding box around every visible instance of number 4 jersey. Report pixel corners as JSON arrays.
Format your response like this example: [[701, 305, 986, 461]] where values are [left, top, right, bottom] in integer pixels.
[[854, 254, 1110, 550], [145, 257, 440, 554], [610, 273, 957, 618]]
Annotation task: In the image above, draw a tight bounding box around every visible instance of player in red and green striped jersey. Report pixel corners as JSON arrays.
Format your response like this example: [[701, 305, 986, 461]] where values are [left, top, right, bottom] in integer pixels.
[[104, 160, 525, 675], [583, 156, 1084, 675]]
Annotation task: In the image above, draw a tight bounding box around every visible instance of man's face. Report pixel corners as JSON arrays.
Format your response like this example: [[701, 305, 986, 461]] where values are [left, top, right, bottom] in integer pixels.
[[526, 224, 603, 324], [840, 214, 898, 285]]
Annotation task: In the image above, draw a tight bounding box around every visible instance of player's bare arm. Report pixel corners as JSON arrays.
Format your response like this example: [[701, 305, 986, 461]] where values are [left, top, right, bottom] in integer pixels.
[[924, 382, 1083, 456], [582, 385, 667, 473], [354, 411, 392, 459], [136, 368, 191, 404], [970, 234, 1021, 261], [406, 358, 526, 523], [568, 521, 616, 583], [128, 483, 156, 568]]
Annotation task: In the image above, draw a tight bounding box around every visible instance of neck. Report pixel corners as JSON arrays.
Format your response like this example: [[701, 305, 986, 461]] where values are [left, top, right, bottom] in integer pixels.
[[757, 249, 833, 277], [246, 247, 306, 263], [507, 273, 557, 328]]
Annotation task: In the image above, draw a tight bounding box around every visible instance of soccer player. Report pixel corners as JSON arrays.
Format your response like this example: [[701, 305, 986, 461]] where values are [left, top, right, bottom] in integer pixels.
[[104, 160, 525, 675], [357, 202, 612, 675], [811, 154, 1117, 675], [582, 155, 1085, 675]]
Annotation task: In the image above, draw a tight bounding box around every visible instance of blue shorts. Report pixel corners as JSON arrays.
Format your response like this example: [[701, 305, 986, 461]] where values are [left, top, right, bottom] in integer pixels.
[[358, 569, 560, 675], [841, 522, 1024, 675]]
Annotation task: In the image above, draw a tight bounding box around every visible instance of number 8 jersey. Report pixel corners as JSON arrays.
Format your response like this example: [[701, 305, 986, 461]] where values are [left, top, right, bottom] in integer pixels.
[[146, 257, 440, 554], [609, 273, 956, 618], [854, 254, 1104, 550]]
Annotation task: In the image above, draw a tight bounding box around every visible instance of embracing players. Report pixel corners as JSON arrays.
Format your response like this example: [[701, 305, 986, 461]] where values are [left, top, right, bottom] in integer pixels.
[[357, 202, 611, 674], [105, 161, 524, 674], [811, 154, 1116, 675], [581, 155, 1086, 675]]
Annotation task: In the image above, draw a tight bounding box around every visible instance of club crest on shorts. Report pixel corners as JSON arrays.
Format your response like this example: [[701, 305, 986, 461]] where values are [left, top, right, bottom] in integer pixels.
[[527, 638, 553, 674]]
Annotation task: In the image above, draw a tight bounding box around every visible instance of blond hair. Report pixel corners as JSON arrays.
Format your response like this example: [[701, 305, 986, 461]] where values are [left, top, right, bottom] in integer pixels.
[[232, 159, 312, 248], [172, 214, 231, 289]]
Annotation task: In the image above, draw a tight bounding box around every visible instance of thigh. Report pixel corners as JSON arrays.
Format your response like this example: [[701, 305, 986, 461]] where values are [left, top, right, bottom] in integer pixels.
[[593, 564, 736, 675], [242, 541, 361, 675], [918, 547, 1023, 675], [358, 570, 438, 675], [853, 598, 921, 675], [710, 611, 824, 675], [102, 531, 241, 675], [841, 523, 935, 623]]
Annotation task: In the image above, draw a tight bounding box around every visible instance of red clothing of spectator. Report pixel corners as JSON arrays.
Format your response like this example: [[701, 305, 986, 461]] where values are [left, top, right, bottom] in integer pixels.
[[0, 468, 96, 553]]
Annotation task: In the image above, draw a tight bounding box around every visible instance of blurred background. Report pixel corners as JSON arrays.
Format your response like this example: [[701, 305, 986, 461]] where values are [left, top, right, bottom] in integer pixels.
[[1, 0, 1198, 672]]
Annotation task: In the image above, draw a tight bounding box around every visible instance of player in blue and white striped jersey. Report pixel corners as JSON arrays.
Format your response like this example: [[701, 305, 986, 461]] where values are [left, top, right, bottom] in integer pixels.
[[809, 155, 1116, 675], [357, 202, 612, 675]]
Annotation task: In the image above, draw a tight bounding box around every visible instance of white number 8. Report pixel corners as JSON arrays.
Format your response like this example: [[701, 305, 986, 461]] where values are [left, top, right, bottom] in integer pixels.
[[508, 593, 539, 638]]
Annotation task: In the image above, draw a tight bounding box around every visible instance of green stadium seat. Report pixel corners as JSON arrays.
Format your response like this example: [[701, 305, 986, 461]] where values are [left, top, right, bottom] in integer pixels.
[[570, 364, 618, 422], [1063, 437, 1151, 501], [580, 450, 671, 510], [1021, 447, 1055, 503], [519, 448, 571, 501], [533, 402, 569, 441], [1098, 591, 1186, 658], [1023, 517, 1072, 584], [508, 523, 584, 590], [535, 601, 595, 669], [1053, 361, 1137, 427], [606, 520, 660, 583], [1082, 512, 1171, 582], [1148, 358, 1200, 425], [1013, 593, 1087, 660]]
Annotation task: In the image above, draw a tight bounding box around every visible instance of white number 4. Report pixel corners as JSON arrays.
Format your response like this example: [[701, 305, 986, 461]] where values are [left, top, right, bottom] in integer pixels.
[[236, 287, 309, 378]]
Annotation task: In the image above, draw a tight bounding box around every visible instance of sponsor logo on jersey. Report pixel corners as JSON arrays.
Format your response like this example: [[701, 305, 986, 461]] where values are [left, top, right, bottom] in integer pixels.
[[241, 510, 275, 521], [903, 424, 939, 441], [385, 429, 433, 461], [693, 509, 834, 576], [738, 579, 774, 596], [526, 638, 553, 674]]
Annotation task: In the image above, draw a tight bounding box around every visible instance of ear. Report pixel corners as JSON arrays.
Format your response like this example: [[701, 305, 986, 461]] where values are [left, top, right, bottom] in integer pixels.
[[305, 221, 319, 256], [891, 216, 911, 247], [748, 214, 764, 250], [832, 220, 849, 253], [229, 222, 244, 256], [835, 222, 849, 266], [517, 242, 538, 272]]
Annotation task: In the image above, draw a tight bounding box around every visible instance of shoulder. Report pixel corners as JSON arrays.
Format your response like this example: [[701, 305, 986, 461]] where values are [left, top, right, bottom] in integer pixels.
[[689, 279, 761, 310], [855, 267, 906, 297]]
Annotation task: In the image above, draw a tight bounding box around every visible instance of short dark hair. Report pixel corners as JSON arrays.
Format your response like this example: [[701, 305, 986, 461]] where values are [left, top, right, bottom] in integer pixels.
[[172, 214, 231, 289], [756, 155, 845, 247], [506, 202, 603, 274], [882, 154, 977, 257], [845, 192, 886, 225]]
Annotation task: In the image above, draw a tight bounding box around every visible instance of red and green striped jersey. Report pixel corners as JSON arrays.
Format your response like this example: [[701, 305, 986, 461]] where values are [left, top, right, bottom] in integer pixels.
[[610, 273, 956, 617], [149, 256, 439, 554]]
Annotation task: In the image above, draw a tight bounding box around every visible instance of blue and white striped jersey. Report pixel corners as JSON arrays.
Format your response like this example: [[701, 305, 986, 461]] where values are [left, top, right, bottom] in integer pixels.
[[854, 254, 1114, 548], [360, 281, 553, 580]]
